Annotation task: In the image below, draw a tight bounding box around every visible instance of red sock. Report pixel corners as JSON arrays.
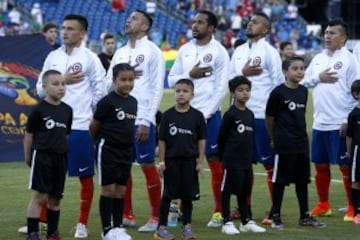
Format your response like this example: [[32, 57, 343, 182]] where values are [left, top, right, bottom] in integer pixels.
[[340, 165, 352, 206], [123, 173, 133, 216], [78, 176, 94, 225], [264, 165, 273, 203], [208, 160, 223, 213], [142, 165, 161, 218], [314, 164, 331, 203], [40, 203, 47, 222]]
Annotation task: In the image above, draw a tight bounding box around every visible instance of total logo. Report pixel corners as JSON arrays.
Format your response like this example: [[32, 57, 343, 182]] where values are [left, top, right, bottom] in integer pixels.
[[44, 117, 66, 129], [169, 125, 193, 136], [117, 110, 125, 120], [237, 124, 253, 133]]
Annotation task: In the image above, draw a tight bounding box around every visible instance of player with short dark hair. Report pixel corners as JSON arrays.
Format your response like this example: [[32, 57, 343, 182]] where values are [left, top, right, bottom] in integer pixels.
[[219, 76, 266, 235], [302, 18, 360, 221], [154, 79, 206, 240], [24, 70, 73, 240], [168, 10, 230, 228], [90, 63, 137, 240], [266, 56, 325, 229], [98, 33, 116, 71], [37, 14, 106, 238], [42, 23, 60, 49], [346, 79, 360, 224]]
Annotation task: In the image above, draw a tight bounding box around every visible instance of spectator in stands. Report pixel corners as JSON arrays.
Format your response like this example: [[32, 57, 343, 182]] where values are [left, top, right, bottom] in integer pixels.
[[279, 41, 294, 61], [285, 0, 298, 21], [262, 1, 272, 18], [150, 26, 162, 47], [270, 0, 284, 21], [42, 22, 60, 49], [98, 33, 115, 71], [277, 26, 289, 43], [111, 0, 125, 12], [230, 10, 242, 36], [8, 6, 21, 26], [146, 0, 156, 16], [31, 3, 43, 27]]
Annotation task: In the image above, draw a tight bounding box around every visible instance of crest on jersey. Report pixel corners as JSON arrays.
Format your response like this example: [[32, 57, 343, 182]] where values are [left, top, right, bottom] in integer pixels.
[[333, 61, 343, 70], [252, 57, 261, 67], [72, 63, 82, 72], [136, 55, 145, 64], [203, 54, 213, 63]]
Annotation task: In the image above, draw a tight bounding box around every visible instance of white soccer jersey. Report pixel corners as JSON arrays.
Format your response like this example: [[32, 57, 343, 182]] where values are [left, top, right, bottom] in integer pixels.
[[229, 38, 284, 119], [37, 46, 106, 130], [168, 37, 230, 119], [302, 46, 360, 130], [106, 36, 165, 126], [353, 43, 360, 65]]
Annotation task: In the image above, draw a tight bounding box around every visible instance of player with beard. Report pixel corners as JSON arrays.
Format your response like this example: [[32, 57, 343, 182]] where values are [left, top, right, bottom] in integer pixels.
[[229, 12, 284, 225], [168, 10, 230, 228]]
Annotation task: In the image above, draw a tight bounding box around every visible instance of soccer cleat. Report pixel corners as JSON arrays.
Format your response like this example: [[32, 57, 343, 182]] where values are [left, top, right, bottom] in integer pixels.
[[101, 228, 116, 240], [310, 202, 332, 217], [344, 205, 354, 221], [181, 224, 196, 240], [271, 214, 284, 230], [74, 223, 88, 238], [240, 220, 266, 233], [138, 217, 158, 232], [26, 232, 41, 240], [113, 227, 132, 240], [353, 214, 360, 224], [221, 221, 240, 235], [299, 216, 326, 228], [230, 207, 240, 220], [153, 225, 175, 240], [207, 212, 223, 227], [46, 231, 61, 240], [123, 213, 136, 227], [19, 223, 48, 234]]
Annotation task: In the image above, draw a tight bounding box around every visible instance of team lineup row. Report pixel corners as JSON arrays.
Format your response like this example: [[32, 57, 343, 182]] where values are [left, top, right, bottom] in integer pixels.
[[23, 8, 360, 240]]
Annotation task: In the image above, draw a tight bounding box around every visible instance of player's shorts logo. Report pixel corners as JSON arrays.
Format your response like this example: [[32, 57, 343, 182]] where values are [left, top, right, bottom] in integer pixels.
[[45, 119, 55, 129], [117, 111, 125, 120], [237, 124, 245, 133], [252, 56, 261, 67], [203, 54, 213, 63], [169, 126, 177, 136], [136, 55, 145, 64], [288, 102, 296, 111], [72, 63, 82, 72], [333, 61, 343, 70]]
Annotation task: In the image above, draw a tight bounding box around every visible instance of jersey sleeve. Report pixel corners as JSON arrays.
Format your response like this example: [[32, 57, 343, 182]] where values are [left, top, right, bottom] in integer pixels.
[[167, 47, 191, 88], [268, 46, 285, 87], [217, 110, 232, 160], [93, 96, 111, 122], [301, 56, 321, 88], [347, 110, 355, 138], [26, 108, 41, 133], [67, 106, 73, 134], [265, 88, 280, 117], [197, 111, 207, 140], [88, 52, 106, 109], [158, 111, 169, 141]]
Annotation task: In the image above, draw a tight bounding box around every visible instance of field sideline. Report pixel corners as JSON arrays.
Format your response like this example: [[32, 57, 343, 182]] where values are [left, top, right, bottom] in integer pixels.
[[1, 90, 360, 239]]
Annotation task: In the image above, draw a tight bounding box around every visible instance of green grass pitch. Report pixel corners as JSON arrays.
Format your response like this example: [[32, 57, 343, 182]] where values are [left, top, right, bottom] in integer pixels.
[[1, 90, 360, 239]]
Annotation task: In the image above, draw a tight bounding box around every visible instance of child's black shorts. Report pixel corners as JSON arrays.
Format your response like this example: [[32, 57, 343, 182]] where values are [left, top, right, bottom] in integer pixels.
[[350, 145, 360, 183], [221, 168, 253, 196]]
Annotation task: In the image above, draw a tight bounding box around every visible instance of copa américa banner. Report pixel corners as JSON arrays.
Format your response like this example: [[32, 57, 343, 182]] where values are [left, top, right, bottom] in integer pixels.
[[0, 34, 52, 162]]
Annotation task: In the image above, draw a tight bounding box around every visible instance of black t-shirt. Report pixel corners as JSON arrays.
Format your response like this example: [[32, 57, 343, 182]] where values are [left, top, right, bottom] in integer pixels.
[[159, 106, 206, 159], [26, 100, 73, 153], [266, 83, 308, 154], [347, 107, 360, 152], [218, 105, 254, 170], [98, 52, 113, 71], [94, 91, 137, 147]]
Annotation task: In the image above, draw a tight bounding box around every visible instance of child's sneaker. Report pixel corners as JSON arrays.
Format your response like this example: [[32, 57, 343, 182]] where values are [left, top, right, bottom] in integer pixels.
[[271, 214, 284, 230], [240, 220, 266, 233], [299, 216, 326, 228], [153, 225, 175, 240], [310, 202, 332, 217], [221, 221, 240, 235], [138, 217, 158, 232], [353, 214, 360, 224], [207, 212, 223, 227], [123, 212, 136, 227], [181, 224, 196, 240], [344, 205, 354, 221], [26, 232, 41, 240], [46, 231, 61, 240], [113, 227, 132, 240], [74, 223, 88, 238], [19, 223, 47, 234]]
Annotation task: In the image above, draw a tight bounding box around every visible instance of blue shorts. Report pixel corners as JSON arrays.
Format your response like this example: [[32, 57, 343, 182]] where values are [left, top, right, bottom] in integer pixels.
[[134, 124, 156, 164], [254, 119, 275, 165], [67, 130, 95, 177], [311, 129, 348, 165], [206, 111, 221, 155]]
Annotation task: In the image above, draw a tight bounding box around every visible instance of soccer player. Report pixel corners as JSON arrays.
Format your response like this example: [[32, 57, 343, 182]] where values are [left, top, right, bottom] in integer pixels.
[[90, 63, 136, 240], [219, 76, 266, 235], [229, 11, 284, 224], [302, 19, 360, 221], [36, 14, 106, 238], [42, 22, 60, 49], [98, 33, 116, 71], [168, 10, 230, 228], [347, 79, 360, 224], [154, 79, 206, 240], [266, 56, 325, 229], [106, 10, 165, 232], [25, 70, 73, 240]]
